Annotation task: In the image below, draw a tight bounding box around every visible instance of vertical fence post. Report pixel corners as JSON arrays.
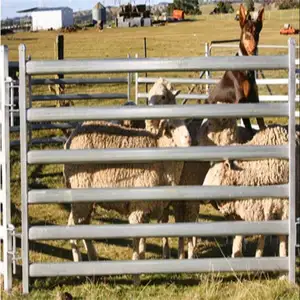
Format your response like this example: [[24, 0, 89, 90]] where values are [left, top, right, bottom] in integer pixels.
[[127, 54, 131, 101], [288, 37, 296, 283], [135, 53, 139, 105], [205, 42, 210, 95], [0, 45, 12, 292], [144, 37, 148, 94], [19, 44, 29, 294]]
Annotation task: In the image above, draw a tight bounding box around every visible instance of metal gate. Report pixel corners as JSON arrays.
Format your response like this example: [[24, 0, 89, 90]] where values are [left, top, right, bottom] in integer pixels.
[[0, 39, 298, 294]]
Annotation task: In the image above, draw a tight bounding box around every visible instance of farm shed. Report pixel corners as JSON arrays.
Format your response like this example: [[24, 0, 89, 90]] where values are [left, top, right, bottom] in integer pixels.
[[17, 7, 73, 30]]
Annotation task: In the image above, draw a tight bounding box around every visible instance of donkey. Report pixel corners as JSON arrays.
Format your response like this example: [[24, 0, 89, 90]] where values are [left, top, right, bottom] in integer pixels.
[[208, 4, 266, 135]]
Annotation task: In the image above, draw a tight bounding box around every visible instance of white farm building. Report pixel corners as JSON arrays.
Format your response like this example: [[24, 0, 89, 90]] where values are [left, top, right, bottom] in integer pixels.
[[17, 7, 74, 30]]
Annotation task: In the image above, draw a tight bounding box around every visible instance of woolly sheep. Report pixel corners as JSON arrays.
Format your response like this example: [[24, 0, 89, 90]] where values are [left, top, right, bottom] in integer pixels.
[[147, 77, 180, 106], [147, 78, 254, 259], [64, 118, 191, 278], [202, 125, 298, 258]]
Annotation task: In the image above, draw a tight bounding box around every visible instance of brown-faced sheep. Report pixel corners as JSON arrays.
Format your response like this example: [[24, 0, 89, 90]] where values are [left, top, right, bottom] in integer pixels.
[[202, 125, 298, 258], [64, 118, 191, 281]]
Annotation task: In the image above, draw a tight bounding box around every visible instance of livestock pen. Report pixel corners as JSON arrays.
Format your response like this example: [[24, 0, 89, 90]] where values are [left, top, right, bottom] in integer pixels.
[[0, 37, 299, 298]]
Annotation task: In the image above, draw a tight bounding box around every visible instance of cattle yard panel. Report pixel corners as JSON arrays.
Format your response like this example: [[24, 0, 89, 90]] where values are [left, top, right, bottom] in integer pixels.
[[17, 39, 297, 294]]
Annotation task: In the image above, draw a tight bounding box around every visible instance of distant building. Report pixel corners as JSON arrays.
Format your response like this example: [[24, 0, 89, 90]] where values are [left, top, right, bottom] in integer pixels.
[[17, 7, 73, 30], [92, 2, 106, 25]]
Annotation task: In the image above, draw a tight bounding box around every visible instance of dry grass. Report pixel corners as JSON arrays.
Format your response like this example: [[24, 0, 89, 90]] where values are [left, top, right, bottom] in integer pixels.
[[1, 8, 300, 299]]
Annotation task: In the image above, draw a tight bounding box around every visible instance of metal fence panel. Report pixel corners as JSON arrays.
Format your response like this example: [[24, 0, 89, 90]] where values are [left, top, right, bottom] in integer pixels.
[[0, 45, 12, 292], [16, 40, 296, 293]]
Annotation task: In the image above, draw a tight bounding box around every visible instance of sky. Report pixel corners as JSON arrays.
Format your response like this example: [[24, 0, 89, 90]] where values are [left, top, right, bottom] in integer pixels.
[[1, 0, 172, 19]]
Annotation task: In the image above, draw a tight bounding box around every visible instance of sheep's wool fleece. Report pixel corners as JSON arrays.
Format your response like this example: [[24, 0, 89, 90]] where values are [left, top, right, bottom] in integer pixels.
[[203, 126, 291, 221], [64, 121, 184, 222]]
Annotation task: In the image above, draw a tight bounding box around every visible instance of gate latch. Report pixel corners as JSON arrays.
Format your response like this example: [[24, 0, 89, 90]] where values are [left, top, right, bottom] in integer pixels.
[[296, 218, 300, 255], [7, 224, 22, 275]]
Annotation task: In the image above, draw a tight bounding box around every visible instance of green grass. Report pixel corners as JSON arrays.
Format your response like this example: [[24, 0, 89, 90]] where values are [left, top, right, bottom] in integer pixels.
[[1, 8, 300, 299]]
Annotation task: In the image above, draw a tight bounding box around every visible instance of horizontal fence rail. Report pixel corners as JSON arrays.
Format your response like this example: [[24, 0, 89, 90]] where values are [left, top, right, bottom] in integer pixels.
[[28, 185, 289, 204], [29, 221, 289, 240], [25, 55, 289, 75], [31, 93, 128, 101], [31, 77, 129, 85], [137, 77, 300, 85], [29, 258, 289, 277], [26, 104, 289, 122], [27, 145, 289, 164]]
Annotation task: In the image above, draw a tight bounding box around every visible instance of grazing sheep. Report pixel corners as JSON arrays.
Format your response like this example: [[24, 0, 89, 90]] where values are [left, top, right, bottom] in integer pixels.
[[202, 125, 298, 258], [64, 118, 191, 277]]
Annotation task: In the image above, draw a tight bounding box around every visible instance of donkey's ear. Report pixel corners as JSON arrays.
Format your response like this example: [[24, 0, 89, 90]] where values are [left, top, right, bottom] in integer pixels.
[[239, 4, 247, 28], [256, 7, 264, 25]]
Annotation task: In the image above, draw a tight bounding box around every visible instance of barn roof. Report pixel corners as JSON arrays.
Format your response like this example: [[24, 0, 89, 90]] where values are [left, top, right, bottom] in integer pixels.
[[17, 7, 72, 13]]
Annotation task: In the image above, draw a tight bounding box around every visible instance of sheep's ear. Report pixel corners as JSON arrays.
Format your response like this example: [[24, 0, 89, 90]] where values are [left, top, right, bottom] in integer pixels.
[[172, 90, 181, 97], [150, 119, 161, 129], [224, 160, 232, 170]]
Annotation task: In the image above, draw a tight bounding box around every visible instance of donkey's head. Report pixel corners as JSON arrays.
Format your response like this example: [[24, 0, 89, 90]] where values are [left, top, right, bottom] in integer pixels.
[[239, 4, 264, 56]]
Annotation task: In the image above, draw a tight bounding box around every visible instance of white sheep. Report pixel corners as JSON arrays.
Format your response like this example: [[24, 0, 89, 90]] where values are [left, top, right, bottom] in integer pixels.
[[64, 118, 191, 282], [202, 125, 298, 258]]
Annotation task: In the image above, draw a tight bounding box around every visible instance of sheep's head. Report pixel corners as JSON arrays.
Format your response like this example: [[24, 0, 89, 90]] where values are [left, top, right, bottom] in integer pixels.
[[158, 119, 191, 147], [148, 78, 180, 106]]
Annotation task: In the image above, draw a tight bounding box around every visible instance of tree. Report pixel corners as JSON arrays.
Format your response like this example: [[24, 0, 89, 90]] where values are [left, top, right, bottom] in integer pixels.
[[173, 0, 202, 15], [244, 0, 255, 12], [275, 0, 299, 10]]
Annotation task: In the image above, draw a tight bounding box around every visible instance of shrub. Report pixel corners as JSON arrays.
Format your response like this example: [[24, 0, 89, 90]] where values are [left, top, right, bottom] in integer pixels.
[[275, 0, 300, 9]]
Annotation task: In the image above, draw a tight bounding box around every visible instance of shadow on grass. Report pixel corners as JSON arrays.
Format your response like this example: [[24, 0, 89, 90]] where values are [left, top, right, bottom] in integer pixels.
[[22, 269, 293, 292]]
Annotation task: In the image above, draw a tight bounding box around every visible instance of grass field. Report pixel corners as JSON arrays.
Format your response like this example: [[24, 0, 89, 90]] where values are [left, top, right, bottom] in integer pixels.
[[1, 7, 300, 299]]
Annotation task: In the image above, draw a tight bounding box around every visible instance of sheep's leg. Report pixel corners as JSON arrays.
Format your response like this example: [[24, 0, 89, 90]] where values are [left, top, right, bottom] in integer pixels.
[[187, 237, 194, 259], [255, 235, 265, 257], [129, 212, 145, 285], [139, 238, 146, 260], [232, 235, 244, 257], [132, 237, 141, 285], [174, 202, 185, 259], [83, 240, 98, 261], [68, 211, 82, 262], [193, 236, 198, 247], [160, 209, 170, 259], [279, 235, 287, 257], [178, 238, 185, 259]]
